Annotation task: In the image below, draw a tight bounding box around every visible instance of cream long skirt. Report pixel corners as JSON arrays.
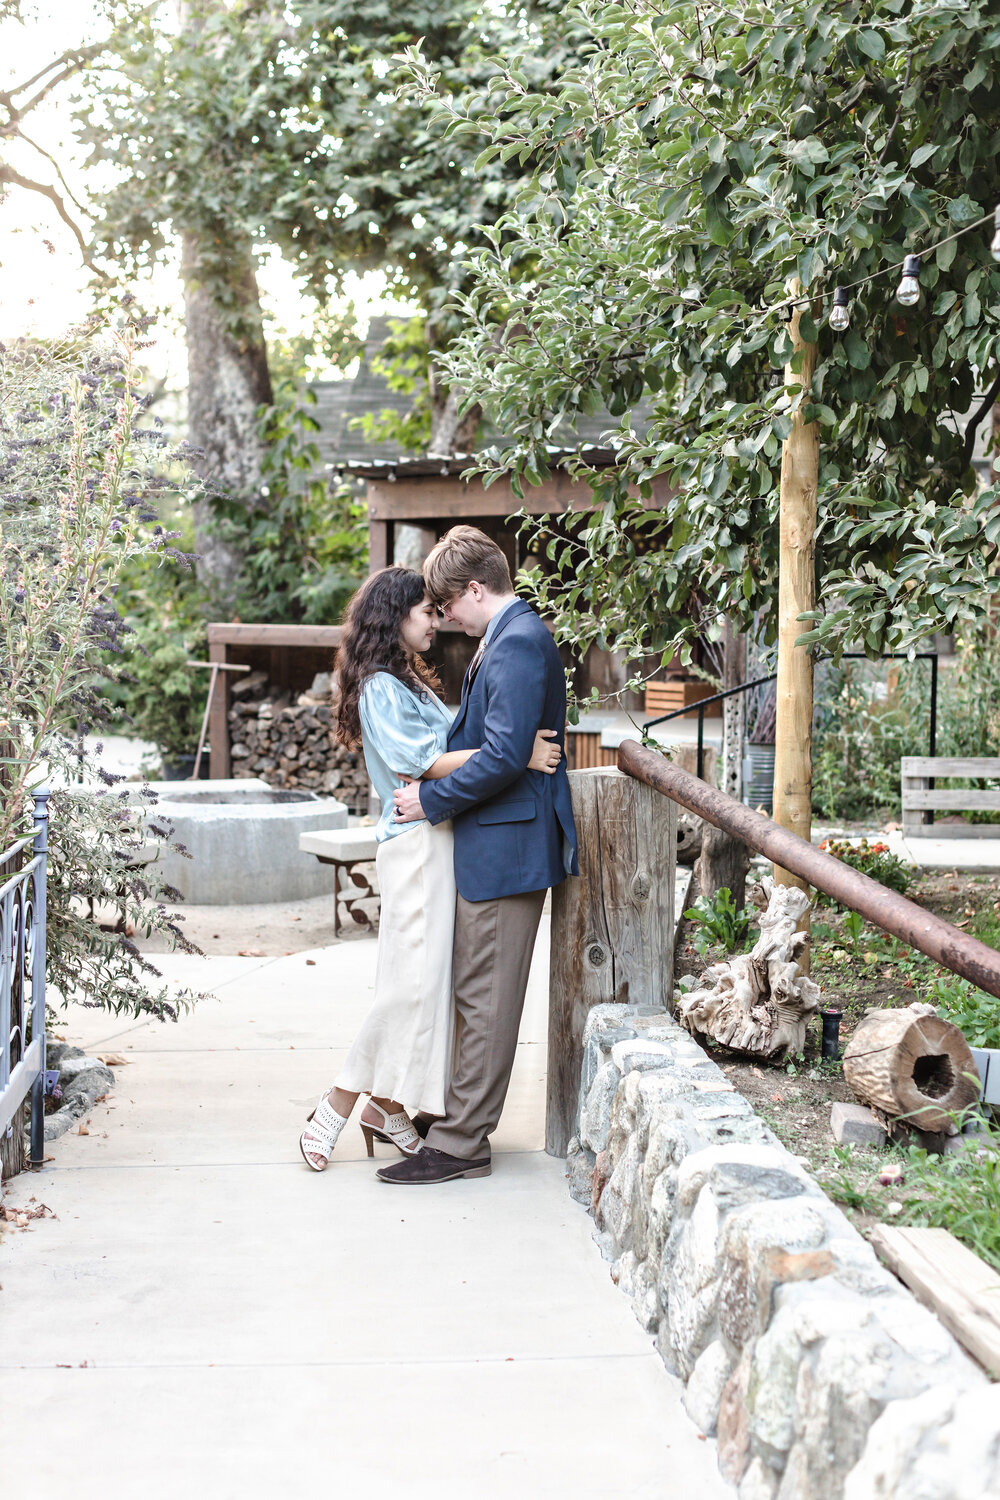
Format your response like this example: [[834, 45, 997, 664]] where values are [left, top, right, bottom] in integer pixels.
[[334, 818, 456, 1117]]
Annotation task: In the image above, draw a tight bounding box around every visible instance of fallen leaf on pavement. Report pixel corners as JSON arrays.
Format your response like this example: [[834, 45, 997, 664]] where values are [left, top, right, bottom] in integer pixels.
[[97, 1053, 130, 1067], [238, 949, 266, 957]]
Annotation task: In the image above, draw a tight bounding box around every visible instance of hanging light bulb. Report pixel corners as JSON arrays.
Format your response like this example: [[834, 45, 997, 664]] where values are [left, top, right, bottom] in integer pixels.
[[990, 205, 1000, 263], [829, 287, 851, 332], [895, 254, 922, 307]]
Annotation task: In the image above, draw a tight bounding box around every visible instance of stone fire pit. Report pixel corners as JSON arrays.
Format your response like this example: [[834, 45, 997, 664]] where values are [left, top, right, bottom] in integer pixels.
[[145, 778, 349, 905]]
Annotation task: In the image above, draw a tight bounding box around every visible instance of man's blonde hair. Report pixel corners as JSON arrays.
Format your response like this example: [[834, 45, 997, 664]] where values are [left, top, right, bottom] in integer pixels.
[[423, 525, 513, 604]]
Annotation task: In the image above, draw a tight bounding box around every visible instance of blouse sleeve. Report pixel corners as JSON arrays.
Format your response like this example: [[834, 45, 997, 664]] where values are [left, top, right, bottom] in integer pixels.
[[359, 674, 447, 778]]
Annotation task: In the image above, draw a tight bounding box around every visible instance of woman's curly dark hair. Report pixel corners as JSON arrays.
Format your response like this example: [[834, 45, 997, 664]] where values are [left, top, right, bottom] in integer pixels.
[[335, 566, 442, 749]]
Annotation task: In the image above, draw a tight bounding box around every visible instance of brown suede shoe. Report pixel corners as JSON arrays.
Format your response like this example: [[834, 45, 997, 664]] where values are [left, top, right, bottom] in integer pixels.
[[376, 1146, 491, 1184]]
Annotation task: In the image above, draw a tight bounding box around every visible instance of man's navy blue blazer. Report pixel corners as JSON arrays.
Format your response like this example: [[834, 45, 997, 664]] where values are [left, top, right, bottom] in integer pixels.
[[418, 600, 579, 903]]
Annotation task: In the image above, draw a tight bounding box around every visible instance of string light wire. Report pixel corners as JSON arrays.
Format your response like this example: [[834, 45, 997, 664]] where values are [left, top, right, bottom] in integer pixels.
[[779, 208, 997, 318]]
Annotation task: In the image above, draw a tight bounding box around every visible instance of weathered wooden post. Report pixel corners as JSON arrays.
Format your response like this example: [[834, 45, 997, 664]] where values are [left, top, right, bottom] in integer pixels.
[[546, 766, 676, 1157], [772, 278, 819, 964]]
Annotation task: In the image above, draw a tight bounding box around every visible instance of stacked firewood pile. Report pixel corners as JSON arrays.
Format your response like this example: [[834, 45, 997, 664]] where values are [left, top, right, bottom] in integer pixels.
[[228, 670, 370, 814]]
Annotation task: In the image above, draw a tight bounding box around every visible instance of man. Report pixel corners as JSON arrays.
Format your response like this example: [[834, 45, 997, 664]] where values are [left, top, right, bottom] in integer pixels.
[[378, 525, 578, 1185]]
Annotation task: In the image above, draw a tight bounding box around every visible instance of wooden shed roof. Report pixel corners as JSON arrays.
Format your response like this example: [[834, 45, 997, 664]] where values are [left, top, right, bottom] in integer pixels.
[[310, 316, 651, 477]]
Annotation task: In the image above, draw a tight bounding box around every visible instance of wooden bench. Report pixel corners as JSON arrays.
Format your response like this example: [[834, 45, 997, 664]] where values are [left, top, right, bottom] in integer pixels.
[[300, 827, 379, 936], [901, 756, 1000, 838]]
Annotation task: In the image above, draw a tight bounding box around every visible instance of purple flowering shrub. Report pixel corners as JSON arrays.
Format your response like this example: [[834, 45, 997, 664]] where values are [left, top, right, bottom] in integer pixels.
[[0, 322, 204, 1021]]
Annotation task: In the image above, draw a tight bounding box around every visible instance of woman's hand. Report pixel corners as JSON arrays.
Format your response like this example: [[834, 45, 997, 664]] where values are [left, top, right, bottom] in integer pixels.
[[529, 729, 562, 774]]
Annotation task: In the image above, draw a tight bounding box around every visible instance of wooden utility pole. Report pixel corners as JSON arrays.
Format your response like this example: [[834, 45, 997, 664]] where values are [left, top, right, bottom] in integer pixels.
[[772, 281, 819, 947]]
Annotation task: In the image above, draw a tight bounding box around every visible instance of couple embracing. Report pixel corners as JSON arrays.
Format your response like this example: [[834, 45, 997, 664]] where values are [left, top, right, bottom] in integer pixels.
[[299, 526, 579, 1184]]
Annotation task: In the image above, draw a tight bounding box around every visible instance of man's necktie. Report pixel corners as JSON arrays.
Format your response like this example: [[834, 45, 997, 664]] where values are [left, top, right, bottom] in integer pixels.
[[465, 637, 486, 689]]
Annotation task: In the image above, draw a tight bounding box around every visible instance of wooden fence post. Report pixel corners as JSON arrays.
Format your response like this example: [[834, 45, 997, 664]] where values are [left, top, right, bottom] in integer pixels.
[[546, 766, 676, 1157]]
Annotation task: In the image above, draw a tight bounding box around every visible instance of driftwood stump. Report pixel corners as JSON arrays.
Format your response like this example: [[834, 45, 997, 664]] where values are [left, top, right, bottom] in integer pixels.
[[843, 1003, 979, 1134], [677, 878, 821, 1060]]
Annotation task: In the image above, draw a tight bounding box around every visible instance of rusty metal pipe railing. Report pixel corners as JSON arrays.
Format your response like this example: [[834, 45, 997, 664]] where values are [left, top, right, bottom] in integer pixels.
[[617, 738, 1000, 1001]]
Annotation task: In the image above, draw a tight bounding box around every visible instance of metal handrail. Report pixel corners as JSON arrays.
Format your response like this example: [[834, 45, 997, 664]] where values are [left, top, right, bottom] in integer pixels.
[[0, 789, 49, 1170], [617, 740, 1000, 999], [644, 673, 778, 781], [643, 652, 940, 795]]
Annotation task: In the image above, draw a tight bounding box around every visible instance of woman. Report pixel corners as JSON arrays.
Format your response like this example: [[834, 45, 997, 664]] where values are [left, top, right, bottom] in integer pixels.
[[299, 566, 561, 1171]]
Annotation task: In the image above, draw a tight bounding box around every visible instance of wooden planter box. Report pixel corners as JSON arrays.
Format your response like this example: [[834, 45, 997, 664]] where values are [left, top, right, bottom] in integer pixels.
[[644, 679, 721, 719]]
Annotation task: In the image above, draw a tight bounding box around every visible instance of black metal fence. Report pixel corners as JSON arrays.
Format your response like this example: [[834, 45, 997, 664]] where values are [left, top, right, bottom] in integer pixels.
[[0, 790, 50, 1172]]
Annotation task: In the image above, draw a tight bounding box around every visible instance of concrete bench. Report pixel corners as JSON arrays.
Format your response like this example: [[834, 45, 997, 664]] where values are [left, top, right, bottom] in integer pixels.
[[901, 756, 1000, 838], [299, 828, 379, 936]]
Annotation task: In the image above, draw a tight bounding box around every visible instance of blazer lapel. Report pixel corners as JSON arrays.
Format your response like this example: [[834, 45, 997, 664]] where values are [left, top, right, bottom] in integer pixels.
[[449, 601, 533, 741]]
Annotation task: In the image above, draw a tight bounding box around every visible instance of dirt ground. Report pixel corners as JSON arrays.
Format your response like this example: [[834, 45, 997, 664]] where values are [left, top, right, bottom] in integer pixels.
[[130, 891, 367, 956], [674, 865, 1000, 1175]]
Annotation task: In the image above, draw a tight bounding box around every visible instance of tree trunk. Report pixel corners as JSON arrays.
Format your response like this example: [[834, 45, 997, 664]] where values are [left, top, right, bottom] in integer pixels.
[[721, 618, 746, 802], [843, 1004, 979, 1133], [175, 1, 273, 608], [695, 822, 750, 910], [181, 233, 273, 607], [697, 619, 750, 906], [426, 366, 480, 457]]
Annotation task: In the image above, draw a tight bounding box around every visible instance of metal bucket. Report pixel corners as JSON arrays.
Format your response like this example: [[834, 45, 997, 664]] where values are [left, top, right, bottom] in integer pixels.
[[742, 742, 775, 813]]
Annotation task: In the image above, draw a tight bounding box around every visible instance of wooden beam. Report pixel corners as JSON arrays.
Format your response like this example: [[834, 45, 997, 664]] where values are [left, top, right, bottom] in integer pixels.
[[207, 623, 344, 647], [366, 473, 673, 522], [871, 1224, 1000, 1378], [546, 767, 676, 1157]]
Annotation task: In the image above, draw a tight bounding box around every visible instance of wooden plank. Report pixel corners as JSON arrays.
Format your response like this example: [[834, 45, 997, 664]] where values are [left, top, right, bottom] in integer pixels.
[[546, 767, 676, 1157], [902, 757, 1000, 777], [906, 824, 1000, 839], [368, 518, 389, 573], [870, 1224, 1000, 1377], [206, 624, 344, 647], [903, 789, 1000, 810], [207, 638, 231, 780]]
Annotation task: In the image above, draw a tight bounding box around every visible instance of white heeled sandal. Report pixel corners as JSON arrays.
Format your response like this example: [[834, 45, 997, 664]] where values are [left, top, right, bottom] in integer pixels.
[[360, 1099, 422, 1158], [299, 1093, 349, 1172]]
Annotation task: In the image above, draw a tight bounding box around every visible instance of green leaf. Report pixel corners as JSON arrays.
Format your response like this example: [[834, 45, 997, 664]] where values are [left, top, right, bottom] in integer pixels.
[[856, 30, 885, 60]]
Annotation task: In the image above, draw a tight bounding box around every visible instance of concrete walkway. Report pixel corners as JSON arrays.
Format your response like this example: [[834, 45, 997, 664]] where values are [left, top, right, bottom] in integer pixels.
[[1, 918, 731, 1499]]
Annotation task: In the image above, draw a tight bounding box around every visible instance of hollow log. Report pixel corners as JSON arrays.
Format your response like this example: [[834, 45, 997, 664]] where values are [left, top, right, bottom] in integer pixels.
[[843, 1003, 980, 1133]]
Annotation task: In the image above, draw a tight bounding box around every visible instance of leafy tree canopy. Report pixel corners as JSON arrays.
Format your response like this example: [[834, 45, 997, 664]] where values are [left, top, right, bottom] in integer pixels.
[[79, 0, 576, 342], [405, 0, 1000, 670]]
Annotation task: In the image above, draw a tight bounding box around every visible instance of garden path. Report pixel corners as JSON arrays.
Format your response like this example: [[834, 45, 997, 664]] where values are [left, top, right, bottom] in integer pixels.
[[0, 917, 730, 1499]]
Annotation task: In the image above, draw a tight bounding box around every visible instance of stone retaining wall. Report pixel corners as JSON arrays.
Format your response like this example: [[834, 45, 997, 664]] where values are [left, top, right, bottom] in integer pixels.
[[567, 1004, 1000, 1499]]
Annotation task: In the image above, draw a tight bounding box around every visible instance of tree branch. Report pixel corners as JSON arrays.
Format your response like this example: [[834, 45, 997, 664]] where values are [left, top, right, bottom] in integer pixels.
[[0, 164, 94, 265], [962, 369, 1000, 470], [11, 126, 88, 214]]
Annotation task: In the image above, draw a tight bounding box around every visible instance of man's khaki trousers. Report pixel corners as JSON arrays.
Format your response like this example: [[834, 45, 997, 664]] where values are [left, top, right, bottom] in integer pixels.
[[425, 887, 547, 1161]]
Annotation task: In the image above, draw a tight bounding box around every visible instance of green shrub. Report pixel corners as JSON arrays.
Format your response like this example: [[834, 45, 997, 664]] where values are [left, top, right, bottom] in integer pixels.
[[684, 887, 755, 955], [929, 975, 1000, 1049], [818, 837, 911, 896], [0, 326, 201, 1021]]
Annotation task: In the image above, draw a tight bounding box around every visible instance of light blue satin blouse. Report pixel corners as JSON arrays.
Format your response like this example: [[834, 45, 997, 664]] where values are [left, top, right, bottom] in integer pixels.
[[358, 672, 454, 842]]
